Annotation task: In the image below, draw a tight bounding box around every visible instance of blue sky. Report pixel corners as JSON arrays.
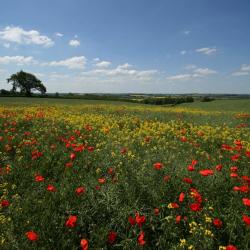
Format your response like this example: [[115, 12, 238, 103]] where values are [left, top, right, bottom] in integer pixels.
[[0, 0, 250, 93]]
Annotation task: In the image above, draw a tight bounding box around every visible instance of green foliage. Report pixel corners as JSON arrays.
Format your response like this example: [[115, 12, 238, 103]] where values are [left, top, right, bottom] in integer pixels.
[[7, 71, 46, 96]]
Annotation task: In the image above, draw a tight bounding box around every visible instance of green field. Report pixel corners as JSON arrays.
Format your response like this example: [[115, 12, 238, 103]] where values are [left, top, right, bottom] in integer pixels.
[[0, 97, 249, 249]]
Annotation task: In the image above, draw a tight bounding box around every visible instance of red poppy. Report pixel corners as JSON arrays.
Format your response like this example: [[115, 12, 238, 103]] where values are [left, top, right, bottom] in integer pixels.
[[65, 215, 77, 228], [213, 218, 223, 228], [137, 231, 146, 246], [180, 136, 187, 142], [47, 184, 56, 192], [183, 177, 192, 184], [154, 208, 160, 215], [179, 192, 185, 202], [25, 231, 38, 241], [216, 164, 223, 171], [246, 151, 250, 157], [199, 169, 214, 176], [226, 245, 237, 250], [65, 162, 73, 168], [187, 165, 195, 171], [87, 146, 94, 152], [189, 203, 202, 212], [98, 178, 106, 184], [169, 202, 179, 208], [230, 166, 238, 172], [242, 198, 250, 207], [75, 187, 86, 195], [230, 173, 238, 178], [176, 215, 181, 224], [35, 175, 44, 182], [1, 200, 10, 207], [135, 213, 146, 227], [80, 239, 88, 250], [233, 186, 249, 193], [153, 162, 163, 170], [108, 167, 114, 175], [191, 160, 198, 165], [128, 216, 136, 226], [107, 231, 117, 245], [243, 215, 250, 226], [231, 154, 240, 161], [70, 153, 76, 160]]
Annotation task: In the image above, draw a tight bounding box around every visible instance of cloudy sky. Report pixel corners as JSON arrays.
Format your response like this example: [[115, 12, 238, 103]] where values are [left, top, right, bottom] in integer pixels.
[[0, 0, 250, 93]]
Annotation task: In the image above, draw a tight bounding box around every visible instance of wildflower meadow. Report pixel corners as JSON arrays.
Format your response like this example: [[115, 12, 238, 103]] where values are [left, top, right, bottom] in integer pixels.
[[0, 98, 249, 250]]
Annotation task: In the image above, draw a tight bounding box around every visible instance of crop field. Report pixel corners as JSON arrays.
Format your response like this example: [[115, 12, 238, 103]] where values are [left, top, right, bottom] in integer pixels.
[[0, 97, 250, 250]]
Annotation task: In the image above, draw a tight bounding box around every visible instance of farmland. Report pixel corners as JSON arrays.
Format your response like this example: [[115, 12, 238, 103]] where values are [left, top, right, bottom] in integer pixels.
[[0, 97, 250, 250]]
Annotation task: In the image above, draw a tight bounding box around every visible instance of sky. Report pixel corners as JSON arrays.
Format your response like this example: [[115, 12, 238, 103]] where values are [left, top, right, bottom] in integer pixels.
[[0, 0, 250, 94]]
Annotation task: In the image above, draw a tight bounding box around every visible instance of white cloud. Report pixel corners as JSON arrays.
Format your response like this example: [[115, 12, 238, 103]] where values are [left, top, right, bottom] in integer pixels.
[[232, 64, 250, 76], [55, 32, 63, 37], [80, 64, 157, 81], [193, 68, 217, 76], [167, 74, 192, 81], [196, 47, 217, 55], [117, 63, 133, 69], [0, 26, 54, 47], [96, 60, 111, 68], [44, 56, 87, 69], [69, 39, 80, 47], [0, 56, 37, 65], [180, 50, 187, 55], [93, 58, 100, 62], [48, 72, 69, 79], [167, 67, 217, 81]]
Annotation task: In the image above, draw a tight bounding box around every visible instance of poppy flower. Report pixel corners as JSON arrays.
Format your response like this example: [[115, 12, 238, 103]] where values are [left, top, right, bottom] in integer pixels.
[[226, 245, 237, 250], [98, 178, 106, 184], [137, 231, 146, 246], [176, 215, 181, 224], [108, 167, 114, 175], [168, 203, 179, 209], [87, 146, 94, 152], [107, 231, 117, 245], [216, 164, 223, 171], [47, 184, 56, 192], [65, 162, 73, 168], [35, 175, 44, 182], [154, 208, 160, 215], [25, 231, 38, 241], [230, 166, 238, 172], [135, 213, 146, 227], [233, 186, 249, 193], [75, 186, 86, 195], [179, 192, 185, 202], [242, 198, 250, 207], [190, 203, 202, 212], [191, 160, 198, 165], [199, 169, 214, 176], [243, 215, 250, 226], [231, 154, 240, 161], [128, 216, 136, 226], [153, 162, 163, 170], [65, 215, 77, 228], [187, 165, 195, 171], [183, 177, 193, 184], [1, 200, 10, 207], [70, 153, 76, 160], [80, 239, 88, 250], [213, 218, 223, 228], [230, 173, 238, 178]]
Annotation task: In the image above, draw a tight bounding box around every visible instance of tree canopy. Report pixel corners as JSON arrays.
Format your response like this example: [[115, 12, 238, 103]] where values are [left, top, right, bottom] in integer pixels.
[[7, 71, 46, 96]]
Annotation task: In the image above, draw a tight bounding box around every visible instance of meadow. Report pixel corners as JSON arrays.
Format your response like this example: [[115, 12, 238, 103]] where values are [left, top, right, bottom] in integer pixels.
[[0, 97, 249, 250]]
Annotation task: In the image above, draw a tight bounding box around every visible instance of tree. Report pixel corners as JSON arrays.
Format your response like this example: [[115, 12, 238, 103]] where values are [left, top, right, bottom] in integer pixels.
[[7, 70, 46, 96]]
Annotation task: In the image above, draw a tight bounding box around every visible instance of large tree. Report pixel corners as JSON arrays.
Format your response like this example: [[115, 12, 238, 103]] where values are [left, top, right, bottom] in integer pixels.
[[7, 70, 46, 96]]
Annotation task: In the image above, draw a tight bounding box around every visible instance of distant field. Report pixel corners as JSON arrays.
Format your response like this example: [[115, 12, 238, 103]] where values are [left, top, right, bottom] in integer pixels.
[[0, 97, 249, 249]]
